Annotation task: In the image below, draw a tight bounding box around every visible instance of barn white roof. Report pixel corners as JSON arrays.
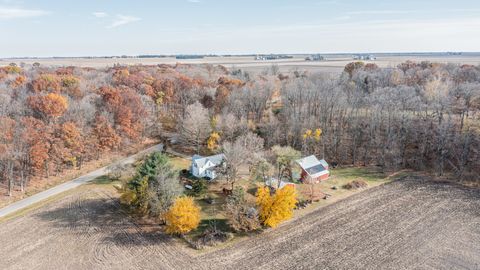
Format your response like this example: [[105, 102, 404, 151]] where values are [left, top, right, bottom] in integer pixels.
[[296, 155, 329, 178]]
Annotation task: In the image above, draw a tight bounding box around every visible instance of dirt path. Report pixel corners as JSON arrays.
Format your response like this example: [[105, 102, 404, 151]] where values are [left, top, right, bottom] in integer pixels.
[[0, 144, 163, 219], [0, 177, 479, 270]]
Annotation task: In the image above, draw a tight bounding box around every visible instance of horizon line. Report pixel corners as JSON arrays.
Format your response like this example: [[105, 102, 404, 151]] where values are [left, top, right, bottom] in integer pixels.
[[1, 51, 479, 60]]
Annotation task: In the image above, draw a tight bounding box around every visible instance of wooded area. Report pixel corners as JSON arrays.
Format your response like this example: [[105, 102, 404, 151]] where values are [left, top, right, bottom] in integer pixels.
[[1, 60, 479, 197]]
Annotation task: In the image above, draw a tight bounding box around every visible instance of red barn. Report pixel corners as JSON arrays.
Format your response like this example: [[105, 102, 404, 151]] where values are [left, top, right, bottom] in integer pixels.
[[296, 155, 330, 184]]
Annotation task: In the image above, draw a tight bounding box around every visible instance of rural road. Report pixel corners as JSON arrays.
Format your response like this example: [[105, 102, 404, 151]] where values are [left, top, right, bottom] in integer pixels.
[[0, 143, 163, 219]]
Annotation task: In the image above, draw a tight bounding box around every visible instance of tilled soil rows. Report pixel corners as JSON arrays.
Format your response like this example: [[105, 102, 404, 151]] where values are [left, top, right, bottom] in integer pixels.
[[0, 177, 479, 270]]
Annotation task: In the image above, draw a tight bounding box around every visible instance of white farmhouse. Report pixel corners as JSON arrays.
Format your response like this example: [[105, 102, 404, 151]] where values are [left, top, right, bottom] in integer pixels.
[[190, 154, 226, 180]]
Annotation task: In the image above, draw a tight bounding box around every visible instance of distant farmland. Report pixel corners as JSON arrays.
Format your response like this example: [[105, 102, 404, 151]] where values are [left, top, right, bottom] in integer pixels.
[[3, 54, 480, 73]]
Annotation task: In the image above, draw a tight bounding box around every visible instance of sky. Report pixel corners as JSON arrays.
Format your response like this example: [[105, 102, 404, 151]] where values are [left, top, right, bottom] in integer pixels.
[[1, 0, 480, 57]]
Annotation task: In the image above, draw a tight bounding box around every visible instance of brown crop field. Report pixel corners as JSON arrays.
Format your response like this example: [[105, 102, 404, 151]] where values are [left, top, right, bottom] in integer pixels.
[[3, 55, 480, 74], [0, 177, 479, 270]]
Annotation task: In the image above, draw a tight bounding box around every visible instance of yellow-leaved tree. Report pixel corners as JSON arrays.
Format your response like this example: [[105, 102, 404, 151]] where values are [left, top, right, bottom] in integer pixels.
[[256, 185, 297, 228], [302, 129, 312, 140], [207, 131, 220, 151], [164, 197, 200, 235], [313, 128, 322, 141]]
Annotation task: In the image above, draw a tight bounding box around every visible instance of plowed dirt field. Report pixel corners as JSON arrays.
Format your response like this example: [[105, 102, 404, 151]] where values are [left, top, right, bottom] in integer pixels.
[[1, 177, 479, 270]]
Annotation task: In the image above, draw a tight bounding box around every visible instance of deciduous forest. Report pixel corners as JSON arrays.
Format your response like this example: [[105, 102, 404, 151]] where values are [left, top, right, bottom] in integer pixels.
[[1, 61, 479, 196]]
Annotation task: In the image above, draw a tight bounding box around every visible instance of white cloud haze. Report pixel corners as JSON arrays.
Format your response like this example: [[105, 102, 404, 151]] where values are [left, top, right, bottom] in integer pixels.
[[107, 14, 141, 28], [0, 6, 49, 19], [92, 11, 108, 18]]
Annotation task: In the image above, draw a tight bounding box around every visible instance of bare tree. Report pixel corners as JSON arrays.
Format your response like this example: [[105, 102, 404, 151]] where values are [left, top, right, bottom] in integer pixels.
[[177, 102, 211, 153], [221, 132, 264, 189]]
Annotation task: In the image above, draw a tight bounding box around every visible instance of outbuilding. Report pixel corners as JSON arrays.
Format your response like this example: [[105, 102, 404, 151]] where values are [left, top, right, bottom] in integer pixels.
[[296, 155, 330, 183], [265, 177, 295, 190]]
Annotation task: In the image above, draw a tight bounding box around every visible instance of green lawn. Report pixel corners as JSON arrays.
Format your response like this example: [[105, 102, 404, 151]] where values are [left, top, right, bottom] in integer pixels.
[[168, 155, 191, 171], [90, 175, 116, 185], [319, 167, 387, 191], [332, 167, 387, 181], [295, 166, 408, 215]]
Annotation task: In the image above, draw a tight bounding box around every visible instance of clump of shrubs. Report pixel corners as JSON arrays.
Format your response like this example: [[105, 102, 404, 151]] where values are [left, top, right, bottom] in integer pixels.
[[342, 179, 368, 190], [186, 179, 208, 197], [204, 194, 216, 204], [224, 187, 261, 232], [191, 225, 233, 250], [295, 199, 311, 209], [107, 163, 132, 181]]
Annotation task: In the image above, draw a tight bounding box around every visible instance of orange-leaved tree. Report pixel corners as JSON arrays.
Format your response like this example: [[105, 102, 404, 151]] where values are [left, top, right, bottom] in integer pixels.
[[30, 74, 61, 93], [10, 75, 26, 88], [21, 117, 51, 175], [60, 122, 84, 168], [92, 115, 121, 153], [28, 93, 68, 120], [256, 185, 297, 228], [164, 197, 200, 235]]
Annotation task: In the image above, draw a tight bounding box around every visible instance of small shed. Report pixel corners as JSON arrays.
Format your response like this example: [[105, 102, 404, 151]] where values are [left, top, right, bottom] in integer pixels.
[[265, 177, 295, 190], [296, 155, 330, 183]]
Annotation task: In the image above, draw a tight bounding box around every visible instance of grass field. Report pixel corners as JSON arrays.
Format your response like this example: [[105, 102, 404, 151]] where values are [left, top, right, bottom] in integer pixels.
[[168, 155, 191, 171]]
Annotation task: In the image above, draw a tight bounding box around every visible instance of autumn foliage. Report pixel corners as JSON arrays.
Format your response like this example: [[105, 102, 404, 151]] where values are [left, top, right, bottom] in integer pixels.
[[2, 65, 22, 74], [1, 61, 479, 200], [10, 75, 26, 88], [93, 115, 121, 152], [164, 197, 201, 235], [30, 74, 61, 93], [0, 64, 233, 196], [28, 93, 68, 119], [0, 117, 15, 154], [21, 117, 51, 173], [207, 132, 220, 151], [98, 86, 145, 140], [256, 185, 298, 228]]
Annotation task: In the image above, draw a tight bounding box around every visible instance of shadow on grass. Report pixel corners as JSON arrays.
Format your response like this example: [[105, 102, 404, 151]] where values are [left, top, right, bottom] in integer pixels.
[[34, 198, 172, 246], [189, 218, 231, 240], [200, 218, 230, 231], [247, 187, 258, 197]]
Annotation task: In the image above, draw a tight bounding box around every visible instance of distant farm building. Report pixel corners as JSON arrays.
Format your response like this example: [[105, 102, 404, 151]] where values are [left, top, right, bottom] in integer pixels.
[[305, 54, 326, 61], [353, 54, 376, 60], [296, 155, 330, 183], [190, 154, 225, 180], [254, 54, 293, 61]]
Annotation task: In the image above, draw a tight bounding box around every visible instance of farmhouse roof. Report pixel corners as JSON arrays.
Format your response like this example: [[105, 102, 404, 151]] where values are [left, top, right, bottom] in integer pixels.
[[192, 154, 225, 169]]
